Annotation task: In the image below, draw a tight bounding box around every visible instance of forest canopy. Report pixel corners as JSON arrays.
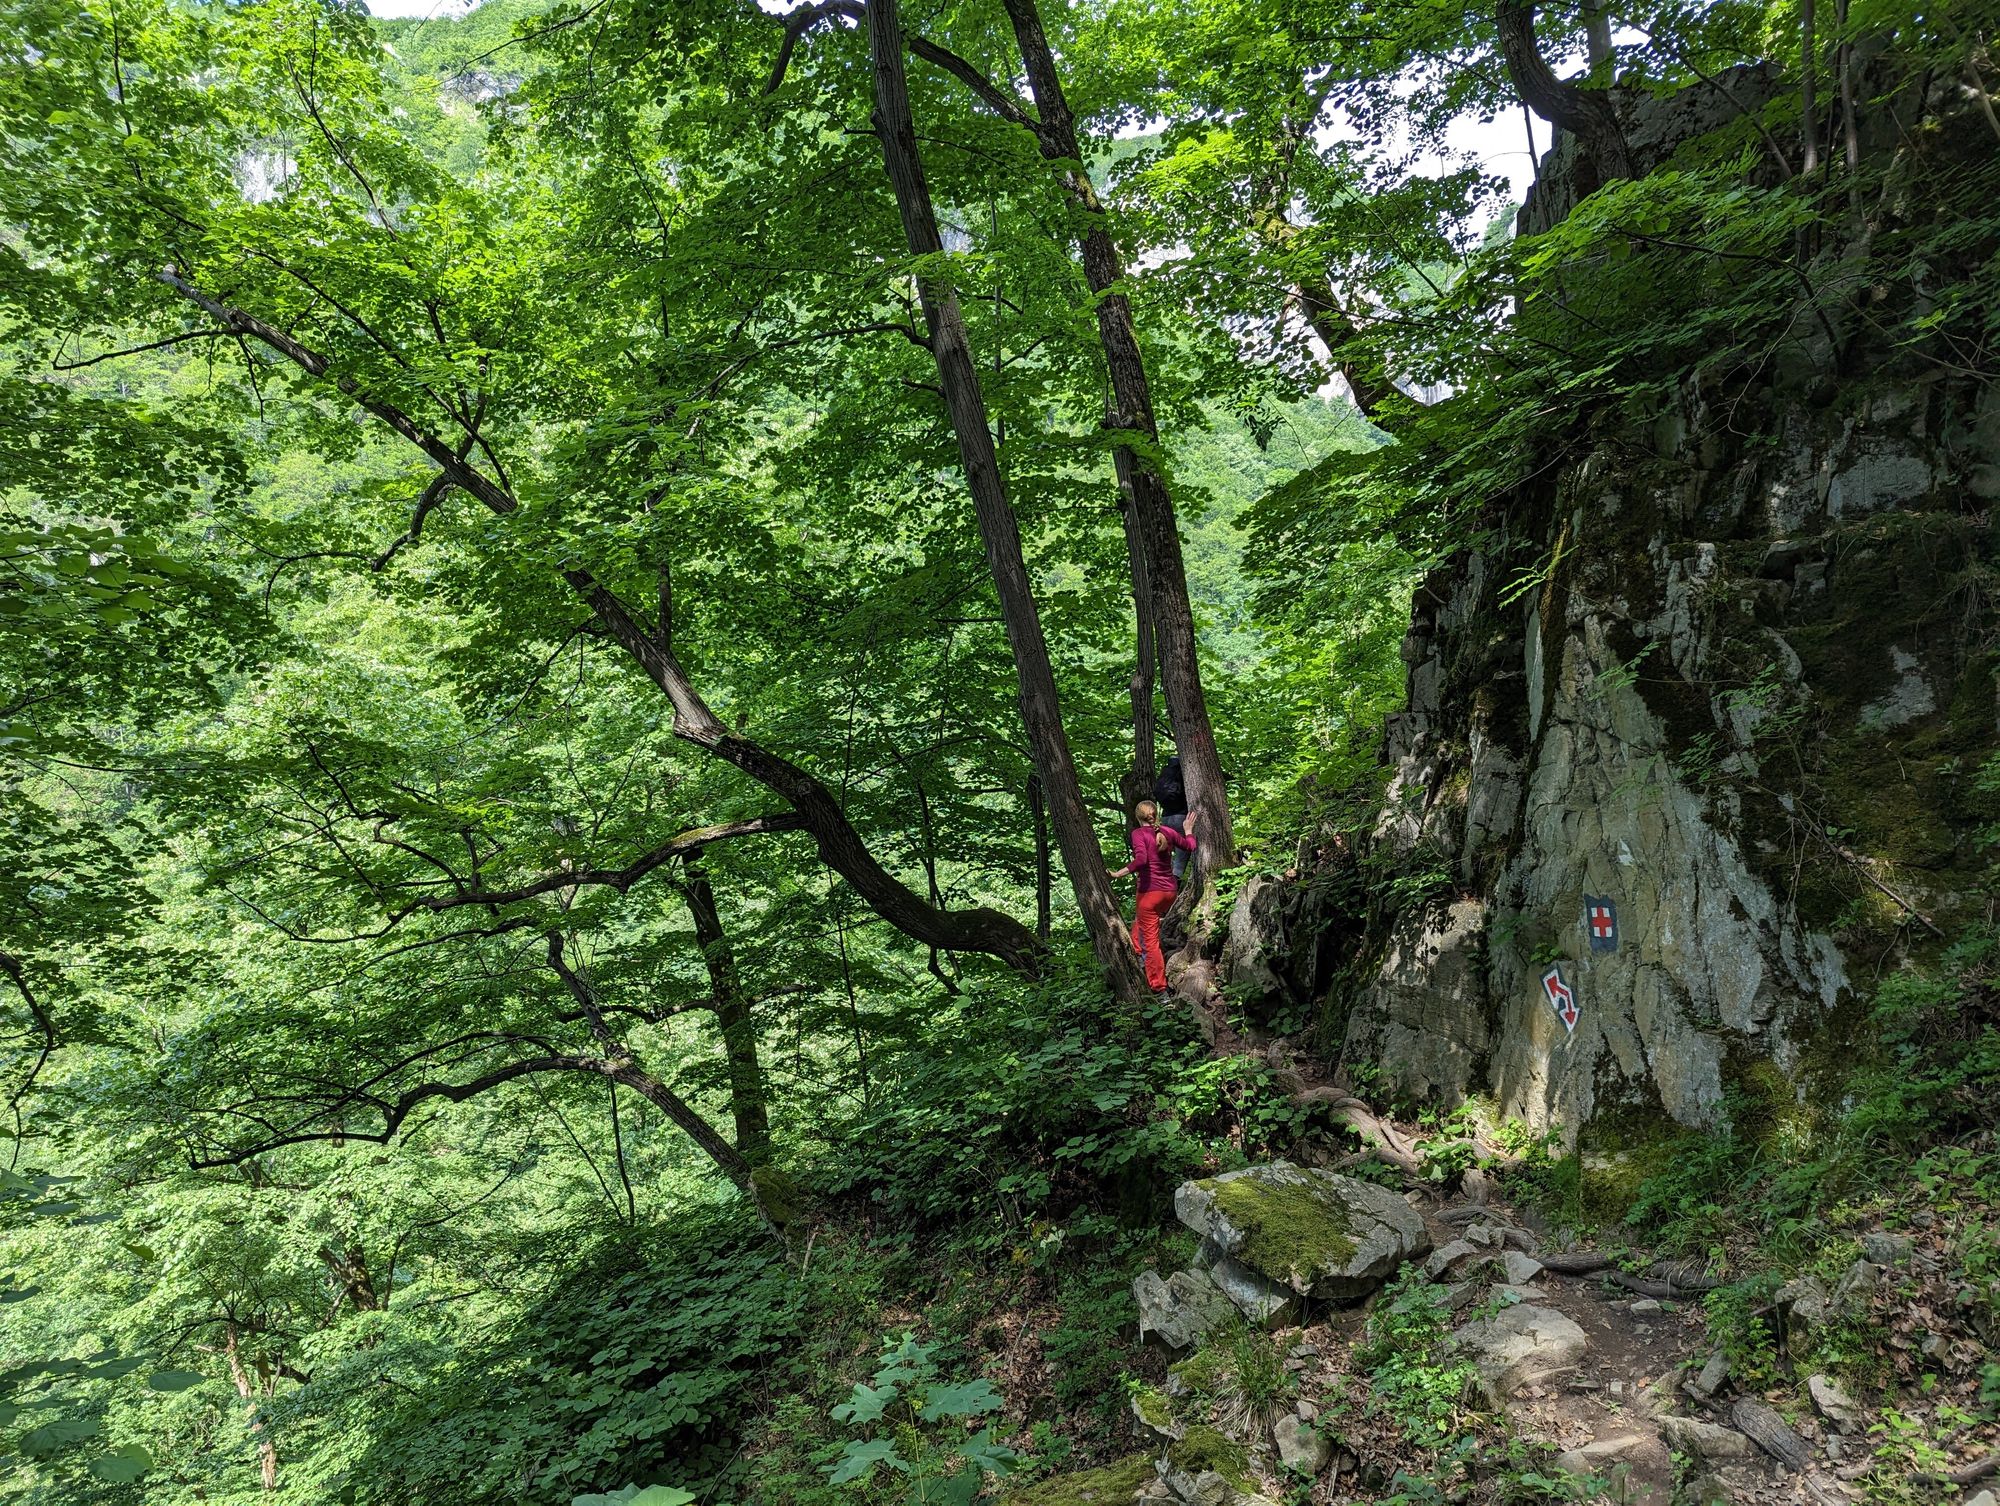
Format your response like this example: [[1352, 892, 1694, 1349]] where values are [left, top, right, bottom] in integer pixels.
[[2, 0, 1997, 1500]]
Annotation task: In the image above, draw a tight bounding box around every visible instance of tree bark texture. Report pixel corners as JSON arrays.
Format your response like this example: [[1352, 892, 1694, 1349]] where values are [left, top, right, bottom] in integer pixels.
[[998, 0, 1237, 880], [1027, 772, 1052, 941], [678, 852, 772, 1165], [1495, 0, 1634, 192], [223, 1322, 279, 1492], [862, 0, 1149, 1003], [1118, 487, 1157, 808]]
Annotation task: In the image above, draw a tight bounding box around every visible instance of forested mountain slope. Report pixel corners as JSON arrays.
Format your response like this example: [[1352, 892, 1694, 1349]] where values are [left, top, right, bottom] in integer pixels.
[[0, 0, 1996, 1503]]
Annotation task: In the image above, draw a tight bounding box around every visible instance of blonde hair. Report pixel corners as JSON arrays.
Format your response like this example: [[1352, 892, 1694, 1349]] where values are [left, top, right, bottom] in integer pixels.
[[1136, 799, 1159, 823]]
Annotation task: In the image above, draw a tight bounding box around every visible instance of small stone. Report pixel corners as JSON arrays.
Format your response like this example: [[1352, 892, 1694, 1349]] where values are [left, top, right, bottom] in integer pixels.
[[1554, 1433, 1648, 1476], [1464, 1222, 1504, 1249], [1133, 1266, 1236, 1350], [1859, 1232, 1912, 1265], [1440, 1281, 1479, 1311], [1731, 1396, 1810, 1471], [1630, 1298, 1663, 1316], [1295, 1397, 1318, 1421], [1807, 1374, 1862, 1434], [1499, 1250, 1545, 1286], [1684, 1471, 1731, 1506], [1963, 1492, 1996, 1506], [1424, 1239, 1478, 1279], [1487, 1283, 1546, 1305], [1920, 1333, 1948, 1360], [1207, 1255, 1298, 1329], [1500, 1226, 1539, 1255], [1274, 1411, 1331, 1474], [1832, 1258, 1879, 1311], [1608, 1381, 1624, 1396], [1659, 1415, 1756, 1464], [1687, 1351, 1731, 1400]]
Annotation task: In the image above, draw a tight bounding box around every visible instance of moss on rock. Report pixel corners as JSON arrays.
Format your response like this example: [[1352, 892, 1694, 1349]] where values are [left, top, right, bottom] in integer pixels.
[[1205, 1172, 1357, 1284], [1166, 1424, 1254, 1491], [1002, 1455, 1154, 1504]]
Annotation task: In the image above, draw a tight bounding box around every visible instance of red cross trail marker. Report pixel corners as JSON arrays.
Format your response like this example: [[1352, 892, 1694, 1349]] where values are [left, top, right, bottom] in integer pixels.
[[1542, 964, 1580, 1034], [1584, 894, 1618, 953]]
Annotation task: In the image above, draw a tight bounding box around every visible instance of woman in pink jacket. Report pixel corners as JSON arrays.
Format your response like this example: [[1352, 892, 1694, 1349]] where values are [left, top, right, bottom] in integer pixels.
[[1111, 799, 1199, 994]]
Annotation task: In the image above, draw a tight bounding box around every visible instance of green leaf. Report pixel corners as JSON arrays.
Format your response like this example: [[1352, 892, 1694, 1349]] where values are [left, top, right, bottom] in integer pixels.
[[145, 1370, 204, 1393], [87, 1444, 153, 1483], [826, 1438, 908, 1486], [627, 1489, 696, 1506], [829, 1381, 895, 1424], [21, 1416, 97, 1457], [916, 1379, 1002, 1421]]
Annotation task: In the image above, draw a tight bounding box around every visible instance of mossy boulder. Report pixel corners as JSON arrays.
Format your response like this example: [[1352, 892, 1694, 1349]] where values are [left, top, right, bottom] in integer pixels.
[[1001, 1454, 1154, 1504], [1174, 1162, 1429, 1299]]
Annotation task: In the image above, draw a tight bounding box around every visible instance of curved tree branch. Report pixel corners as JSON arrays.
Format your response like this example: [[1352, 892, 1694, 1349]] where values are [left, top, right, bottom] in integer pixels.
[[1495, 0, 1633, 187], [154, 268, 1043, 975]]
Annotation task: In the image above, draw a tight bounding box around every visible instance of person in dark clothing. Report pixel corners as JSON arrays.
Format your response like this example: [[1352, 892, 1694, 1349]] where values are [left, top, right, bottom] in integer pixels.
[[1153, 755, 1189, 878]]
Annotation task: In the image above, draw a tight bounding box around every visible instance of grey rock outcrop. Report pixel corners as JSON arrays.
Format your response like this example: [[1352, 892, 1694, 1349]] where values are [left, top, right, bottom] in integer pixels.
[[1658, 1415, 1756, 1464], [1134, 1266, 1237, 1350], [1215, 72, 2000, 1148], [1448, 1303, 1588, 1400], [1175, 1163, 1429, 1300]]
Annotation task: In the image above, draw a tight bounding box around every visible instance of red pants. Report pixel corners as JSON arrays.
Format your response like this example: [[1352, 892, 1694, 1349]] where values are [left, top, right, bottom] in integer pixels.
[[1134, 888, 1175, 992]]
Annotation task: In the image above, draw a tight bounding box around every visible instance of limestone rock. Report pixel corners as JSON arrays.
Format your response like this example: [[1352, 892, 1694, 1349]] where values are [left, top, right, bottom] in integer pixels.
[[1554, 1432, 1648, 1476], [1658, 1415, 1756, 1464], [1859, 1232, 1912, 1265], [1207, 1255, 1297, 1329], [1130, 1385, 1182, 1444], [1775, 1275, 1830, 1348], [1175, 1163, 1429, 1300], [1687, 1351, 1731, 1400], [1272, 1412, 1330, 1475], [1730, 1397, 1809, 1471], [1963, 1492, 1996, 1506], [1831, 1258, 1880, 1310], [1134, 1266, 1237, 1350], [1448, 1303, 1588, 1400], [1424, 1239, 1478, 1279], [1498, 1250, 1545, 1286], [1807, 1374, 1862, 1434]]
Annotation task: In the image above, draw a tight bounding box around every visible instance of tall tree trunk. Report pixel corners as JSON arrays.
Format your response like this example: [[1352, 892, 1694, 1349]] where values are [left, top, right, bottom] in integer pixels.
[[320, 1243, 380, 1315], [861, 0, 1148, 1003], [677, 852, 772, 1165], [1582, 0, 1613, 72], [223, 1322, 279, 1492], [1118, 487, 1157, 809], [998, 0, 1236, 883], [544, 934, 758, 1189], [1026, 772, 1052, 941], [1495, 0, 1633, 193], [1800, 0, 1820, 173]]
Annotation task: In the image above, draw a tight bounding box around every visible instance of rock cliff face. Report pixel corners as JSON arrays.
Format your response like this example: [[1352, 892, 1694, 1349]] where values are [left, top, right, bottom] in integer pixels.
[[1229, 71, 2000, 1142]]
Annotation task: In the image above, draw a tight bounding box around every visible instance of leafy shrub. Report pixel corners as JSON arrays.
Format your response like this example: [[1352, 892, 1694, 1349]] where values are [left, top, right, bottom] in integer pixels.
[[820, 968, 1233, 1234], [1354, 1269, 1478, 1451], [335, 1209, 799, 1506], [824, 1332, 1016, 1504]]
